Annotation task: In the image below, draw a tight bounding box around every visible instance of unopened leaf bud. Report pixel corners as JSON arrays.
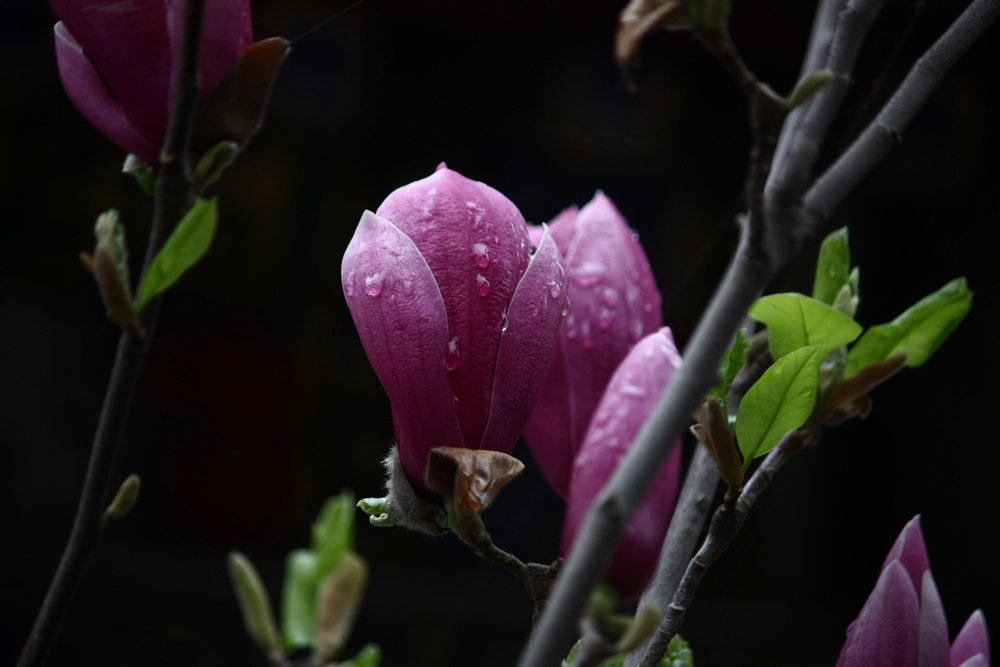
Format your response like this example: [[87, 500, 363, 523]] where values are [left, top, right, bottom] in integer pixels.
[[786, 69, 834, 109], [615, 603, 663, 654], [227, 551, 282, 655], [194, 140, 239, 190], [314, 550, 369, 661], [103, 473, 141, 522]]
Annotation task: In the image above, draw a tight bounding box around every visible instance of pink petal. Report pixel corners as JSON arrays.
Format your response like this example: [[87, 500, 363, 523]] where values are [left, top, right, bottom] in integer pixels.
[[168, 0, 253, 94], [524, 192, 662, 497], [375, 165, 532, 451], [480, 225, 569, 454], [951, 611, 990, 667], [561, 328, 683, 599], [953, 657, 988, 667], [341, 210, 464, 482], [48, 0, 171, 149], [918, 571, 951, 667], [837, 560, 920, 667], [54, 22, 160, 161], [883, 515, 932, 591]]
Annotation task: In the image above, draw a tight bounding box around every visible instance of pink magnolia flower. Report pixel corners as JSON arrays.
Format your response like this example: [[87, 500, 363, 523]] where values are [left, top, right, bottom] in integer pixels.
[[561, 327, 683, 600], [524, 192, 662, 497], [341, 165, 569, 485], [837, 516, 990, 667], [49, 0, 253, 163]]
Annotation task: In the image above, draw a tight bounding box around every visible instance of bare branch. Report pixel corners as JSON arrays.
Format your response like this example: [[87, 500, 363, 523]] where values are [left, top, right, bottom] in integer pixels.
[[805, 0, 1000, 220]]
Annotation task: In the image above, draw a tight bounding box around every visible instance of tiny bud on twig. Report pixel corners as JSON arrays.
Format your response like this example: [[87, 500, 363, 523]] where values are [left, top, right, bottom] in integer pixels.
[[227, 552, 282, 656], [103, 474, 141, 523]]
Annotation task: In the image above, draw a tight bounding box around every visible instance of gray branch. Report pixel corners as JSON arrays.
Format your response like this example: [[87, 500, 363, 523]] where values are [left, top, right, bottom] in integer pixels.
[[517, 1, 997, 664]]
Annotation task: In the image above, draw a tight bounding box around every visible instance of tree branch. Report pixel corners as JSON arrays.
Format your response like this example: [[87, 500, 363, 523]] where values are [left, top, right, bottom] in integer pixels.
[[17, 2, 205, 664], [805, 0, 1000, 220]]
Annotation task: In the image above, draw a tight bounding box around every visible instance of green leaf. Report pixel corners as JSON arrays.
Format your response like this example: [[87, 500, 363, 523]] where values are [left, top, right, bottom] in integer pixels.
[[341, 643, 382, 667], [312, 490, 356, 583], [812, 227, 850, 306], [709, 329, 748, 411], [281, 549, 318, 651], [562, 635, 693, 667], [135, 197, 218, 312], [749, 293, 862, 360], [736, 346, 819, 470], [228, 552, 282, 655], [846, 277, 973, 376]]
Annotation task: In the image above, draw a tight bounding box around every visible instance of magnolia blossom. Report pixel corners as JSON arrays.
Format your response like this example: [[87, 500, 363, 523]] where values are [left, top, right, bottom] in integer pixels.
[[49, 0, 253, 162], [342, 165, 569, 484], [561, 327, 683, 599], [837, 516, 990, 667], [524, 192, 662, 497]]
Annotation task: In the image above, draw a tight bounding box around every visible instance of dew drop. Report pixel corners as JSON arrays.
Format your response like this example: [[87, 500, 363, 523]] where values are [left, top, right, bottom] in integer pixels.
[[547, 280, 562, 299], [621, 382, 646, 398], [476, 273, 491, 297], [571, 261, 604, 288], [345, 269, 356, 297], [500, 310, 510, 332], [600, 286, 619, 307], [364, 272, 384, 297], [527, 243, 537, 256], [471, 243, 490, 269], [561, 297, 571, 318], [453, 395, 462, 412], [447, 337, 460, 370]]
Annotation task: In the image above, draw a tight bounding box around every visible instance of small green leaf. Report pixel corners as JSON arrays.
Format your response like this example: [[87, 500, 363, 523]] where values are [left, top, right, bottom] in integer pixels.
[[813, 227, 851, 306], [749, 293, 862, 360], [340, 643, 382, 667], [736, 346, 819, 470], [135, 197, 218, 312], [281, 549, 318, 651], [786, 69, 833, 109], [130, 165, 157, 196], [312, 491, 356, 582], [709, 329, 748, 411], [846, 278, 972, 376], [562, 634, 693, 667], [228, 552, 282, 655]]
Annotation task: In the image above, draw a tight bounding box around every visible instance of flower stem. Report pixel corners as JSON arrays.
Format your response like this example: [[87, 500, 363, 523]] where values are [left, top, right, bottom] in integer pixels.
[[17, 2, 206, 664]]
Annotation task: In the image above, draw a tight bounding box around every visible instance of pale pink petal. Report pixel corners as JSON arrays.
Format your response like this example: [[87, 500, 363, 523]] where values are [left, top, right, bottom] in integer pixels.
[[376, 165, 532, 451], [54, 22, 160, 161], [480, 225, 568, 454], [953, 657, 988, 667], [918, 571, 951, 667], [883, 515, 932, 590], [561, 328, 683, 599], [951, 610, 990, 667], [837, 561, 920, 667], [341, 210, 464, 481], [525, 192, 661, 496], [48, 0, 171, 148]]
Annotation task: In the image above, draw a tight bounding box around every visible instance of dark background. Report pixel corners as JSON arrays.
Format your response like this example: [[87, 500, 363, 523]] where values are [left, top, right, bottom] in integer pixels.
[[2, 1, 998, 665]]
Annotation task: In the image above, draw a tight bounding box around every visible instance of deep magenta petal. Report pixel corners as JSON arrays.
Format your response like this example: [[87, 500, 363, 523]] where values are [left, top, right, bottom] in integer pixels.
[[169, 0, 253, 93], [951, 611, 990, 667], [376, 166, 532, 451], [918, 571, 951, 667], [837, 561, 920, 667], [54, 23, 160, 161], [480, 225, 568, 454], [524, 192, 662, 497], [561, 328, 683, 599], [48, 0, 171, 148], [341, 210, 463, 481], [883, 515, 932, 591]]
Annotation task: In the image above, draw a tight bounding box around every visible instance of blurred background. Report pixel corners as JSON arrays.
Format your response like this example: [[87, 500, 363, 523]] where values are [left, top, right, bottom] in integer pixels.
[[1, 0, 998, 665]]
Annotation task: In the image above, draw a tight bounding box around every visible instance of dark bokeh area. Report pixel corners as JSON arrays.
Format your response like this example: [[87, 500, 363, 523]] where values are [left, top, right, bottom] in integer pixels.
[[1, 1, 998, 665]]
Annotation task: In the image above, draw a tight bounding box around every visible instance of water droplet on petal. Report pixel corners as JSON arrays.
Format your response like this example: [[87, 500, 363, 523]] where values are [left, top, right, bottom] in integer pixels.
[[500, 310, 510, 332], [471, 243, 490, 269], [571, 261, 604, 288], [447, 337, 460, 370], [364, 272, 384, 297], [561, 297, 571, 318], [453, 395, 462, 411], [600, 286, 619, 307], [345, 269, 356, 296], [476, 273, 491, 297]]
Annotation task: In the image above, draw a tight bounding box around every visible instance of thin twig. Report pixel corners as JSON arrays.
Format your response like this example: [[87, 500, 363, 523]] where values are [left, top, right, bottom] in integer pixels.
[[805, 0, 1000, 221], [653, 430, 810, 652], [17, 2, 206, 665], [625, 447, 719, 667]]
